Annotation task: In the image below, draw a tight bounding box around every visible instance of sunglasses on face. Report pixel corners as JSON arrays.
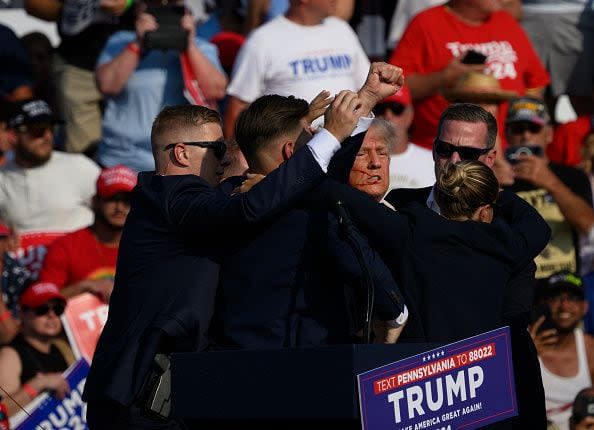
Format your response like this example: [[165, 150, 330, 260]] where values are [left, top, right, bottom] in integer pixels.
[[28, 301, 66, 317], [103, 193, 131, 204], [163, 140, 227, 160], [507, 122, 543, 135], [19, 123, 53, 138], [373, 102, 406, 117], [434, 139, 491, 160], [547, 293, 583, 304]]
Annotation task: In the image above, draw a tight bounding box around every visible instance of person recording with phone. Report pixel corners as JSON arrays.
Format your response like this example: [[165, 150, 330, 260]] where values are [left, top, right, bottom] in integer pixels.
[[95, 0, 228, 172], [388, 0, 550, 150], [503, 97, 594, 281], [529, 272, 594, 430]]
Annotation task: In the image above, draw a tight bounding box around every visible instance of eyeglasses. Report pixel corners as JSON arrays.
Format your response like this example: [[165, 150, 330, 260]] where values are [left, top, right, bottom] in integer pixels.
[[102, 193, 131, 204], [434, 139, 491, 160], [163, 140, 227, 160], [507, 122, 543, 135], [28, 301, 66, 317], [373, 102, 406, 117], [547, 293, 583, 304], [18, 123, 53, 138]]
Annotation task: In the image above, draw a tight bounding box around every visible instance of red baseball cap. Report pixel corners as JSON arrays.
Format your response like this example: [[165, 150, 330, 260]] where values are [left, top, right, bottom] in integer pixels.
[[96, 165, 137, 199], [20, 282, 65, 309], [0, 223, 10, 237], [379, 85, 412, 107]]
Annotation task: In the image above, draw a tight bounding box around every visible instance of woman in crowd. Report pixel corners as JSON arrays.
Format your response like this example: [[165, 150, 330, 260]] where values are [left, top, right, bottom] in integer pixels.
[[0, 283, 73, 416]]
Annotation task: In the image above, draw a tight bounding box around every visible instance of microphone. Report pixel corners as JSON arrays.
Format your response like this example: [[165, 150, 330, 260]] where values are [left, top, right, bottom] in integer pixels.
[[328, 191, 355, 235], [327, 190, 375, 344]]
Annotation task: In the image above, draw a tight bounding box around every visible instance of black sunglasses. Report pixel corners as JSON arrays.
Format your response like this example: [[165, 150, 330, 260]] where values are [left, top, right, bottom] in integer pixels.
[[373, 102, 406, 116], [163, 140, 227, 160], [29, 301, 66, 317], [18, 123, 53, 138], [434, 139, 491, 160], [508, 122, 543, 135]]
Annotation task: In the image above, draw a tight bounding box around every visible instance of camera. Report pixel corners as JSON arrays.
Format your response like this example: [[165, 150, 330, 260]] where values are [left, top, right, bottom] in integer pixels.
[[505, 145, 544, 164], [143, 5, 188, 52]]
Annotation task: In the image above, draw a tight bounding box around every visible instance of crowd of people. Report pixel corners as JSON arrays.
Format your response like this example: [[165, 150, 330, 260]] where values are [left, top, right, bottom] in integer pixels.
[[0, 0, 594, 429]]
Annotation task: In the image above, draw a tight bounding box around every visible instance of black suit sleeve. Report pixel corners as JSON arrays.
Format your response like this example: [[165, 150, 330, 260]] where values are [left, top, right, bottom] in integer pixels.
[[320, 180, 411, 255], [168, 147, 324, 233], [326, 213, 406, 321], [327, 131, 366, 182], [493, 190, 552, 269]]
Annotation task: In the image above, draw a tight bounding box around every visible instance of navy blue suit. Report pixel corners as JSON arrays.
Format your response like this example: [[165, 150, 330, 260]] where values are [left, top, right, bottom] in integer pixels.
[[83, 146, 328, 427], [209, 180, 406, 349], [385, 186, 548, 429]]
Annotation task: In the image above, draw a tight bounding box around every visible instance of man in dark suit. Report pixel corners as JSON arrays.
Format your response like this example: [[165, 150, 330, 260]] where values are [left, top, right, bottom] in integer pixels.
[[83, 97, 367, 428], [210, 84, 408, 349], [383, 103, 547, 429]]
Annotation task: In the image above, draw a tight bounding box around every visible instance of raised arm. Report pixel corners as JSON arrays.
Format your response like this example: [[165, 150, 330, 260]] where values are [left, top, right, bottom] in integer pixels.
[[170, 93, 363, 232], [493, 189, 552, 266], [95, 13, 155, 96]]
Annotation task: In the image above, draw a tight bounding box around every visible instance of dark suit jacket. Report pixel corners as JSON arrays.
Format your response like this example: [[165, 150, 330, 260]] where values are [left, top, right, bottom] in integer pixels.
[[83, 147, 326, 407], [385, 186, 548, 430], [209, 182, 406, 350], [385, 186, 540, 333]]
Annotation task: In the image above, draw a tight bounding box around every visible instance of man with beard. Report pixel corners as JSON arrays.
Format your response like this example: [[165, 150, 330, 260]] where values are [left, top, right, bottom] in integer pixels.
[[38, 165, 137, 303], [0, 99, 100, 235], [530, 272, 594, 430]]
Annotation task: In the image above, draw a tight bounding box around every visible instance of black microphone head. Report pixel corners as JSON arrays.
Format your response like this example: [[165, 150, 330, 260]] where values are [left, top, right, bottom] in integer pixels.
[[325, 189, 344, 208]]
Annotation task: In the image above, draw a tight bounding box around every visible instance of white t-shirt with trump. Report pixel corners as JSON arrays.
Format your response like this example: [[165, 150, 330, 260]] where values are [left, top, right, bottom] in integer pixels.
[[227, 15, 370, 104]]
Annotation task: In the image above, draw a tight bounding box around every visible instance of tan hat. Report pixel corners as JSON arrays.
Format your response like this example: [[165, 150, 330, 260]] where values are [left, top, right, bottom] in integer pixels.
[[442, 72, 517, 104]]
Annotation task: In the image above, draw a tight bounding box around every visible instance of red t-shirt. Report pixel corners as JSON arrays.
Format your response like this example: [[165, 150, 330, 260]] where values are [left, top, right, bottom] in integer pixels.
[[390, 6, 550, 149], [547, 116, 592, 167], [38, 227, 118, 287]]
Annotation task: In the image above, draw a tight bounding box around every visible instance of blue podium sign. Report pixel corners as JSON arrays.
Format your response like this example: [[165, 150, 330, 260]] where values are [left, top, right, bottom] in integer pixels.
[[357, 327, 517, 430], [13, 359, 89, 430]]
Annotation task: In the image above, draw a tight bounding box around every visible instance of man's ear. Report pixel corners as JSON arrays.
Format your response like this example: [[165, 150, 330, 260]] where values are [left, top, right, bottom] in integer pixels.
[[484, 148, 497, 168], [173, 144, 191, 167], [282, 140, 295, 161]]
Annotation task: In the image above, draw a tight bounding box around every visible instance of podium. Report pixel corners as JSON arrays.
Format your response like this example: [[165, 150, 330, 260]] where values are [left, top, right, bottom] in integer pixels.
[[170, 343, 437, 429]]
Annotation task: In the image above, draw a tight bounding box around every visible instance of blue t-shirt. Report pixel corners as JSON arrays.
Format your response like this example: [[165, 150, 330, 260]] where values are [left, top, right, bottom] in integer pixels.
[[96, 31, 223, 172]]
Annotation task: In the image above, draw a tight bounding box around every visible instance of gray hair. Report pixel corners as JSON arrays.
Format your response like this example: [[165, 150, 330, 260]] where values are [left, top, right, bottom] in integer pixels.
[[368, 118, 397, 153]]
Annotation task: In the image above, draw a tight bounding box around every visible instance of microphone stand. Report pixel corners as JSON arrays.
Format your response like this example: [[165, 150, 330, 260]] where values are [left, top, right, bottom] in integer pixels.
[[333, 200, 375, 344]]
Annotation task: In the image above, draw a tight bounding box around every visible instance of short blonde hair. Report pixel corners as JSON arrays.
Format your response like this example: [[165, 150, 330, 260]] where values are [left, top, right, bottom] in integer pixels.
[[435, 161, 499, 219]]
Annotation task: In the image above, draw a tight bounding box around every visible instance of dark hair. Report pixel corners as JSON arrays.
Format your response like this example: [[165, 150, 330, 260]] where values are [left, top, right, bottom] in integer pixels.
[[435, 161, 499, 219], [437, 103, 498, 150], [151, 105, 221, 156], [235, 94, 309, 164]]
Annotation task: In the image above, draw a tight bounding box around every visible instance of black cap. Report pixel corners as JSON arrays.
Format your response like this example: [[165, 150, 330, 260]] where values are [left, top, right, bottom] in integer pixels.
[[8, 99, 62, 129], [572, 389, 594, 423], [544, 271, 584, 300]]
